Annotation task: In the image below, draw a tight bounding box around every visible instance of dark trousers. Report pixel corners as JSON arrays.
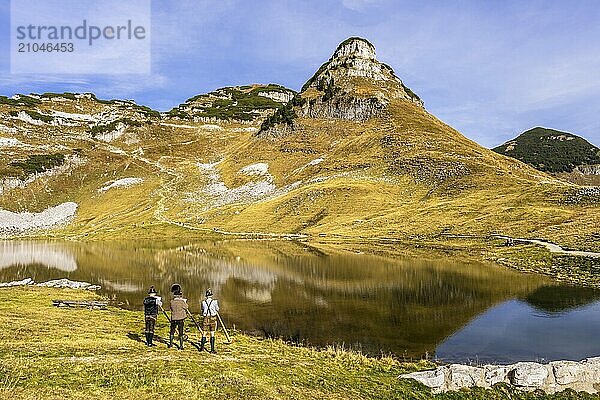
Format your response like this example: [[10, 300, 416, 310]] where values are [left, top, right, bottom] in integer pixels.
[[145, 315, 157, 334], [170, 319, 184, 336]]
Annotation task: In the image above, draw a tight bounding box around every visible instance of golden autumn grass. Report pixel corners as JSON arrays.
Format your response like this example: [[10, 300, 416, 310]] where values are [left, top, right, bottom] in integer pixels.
[[0, 287, 598, 400]]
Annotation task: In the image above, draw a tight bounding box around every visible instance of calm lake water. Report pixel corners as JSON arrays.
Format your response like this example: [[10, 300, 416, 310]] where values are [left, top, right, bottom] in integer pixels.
[[1, 239, 600, 363]]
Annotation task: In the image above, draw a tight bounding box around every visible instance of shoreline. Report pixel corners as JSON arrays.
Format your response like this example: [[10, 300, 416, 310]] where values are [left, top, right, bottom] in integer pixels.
[[401, 358, 600, 394]]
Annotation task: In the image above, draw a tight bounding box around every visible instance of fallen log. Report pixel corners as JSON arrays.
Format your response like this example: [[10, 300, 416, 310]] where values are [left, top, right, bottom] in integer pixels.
[[52, 300, 107, 309]]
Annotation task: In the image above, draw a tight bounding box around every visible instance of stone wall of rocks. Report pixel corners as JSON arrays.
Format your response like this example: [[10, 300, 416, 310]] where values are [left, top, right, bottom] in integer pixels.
[[400, 359, 600, 394], [0, 277, 100, 291]]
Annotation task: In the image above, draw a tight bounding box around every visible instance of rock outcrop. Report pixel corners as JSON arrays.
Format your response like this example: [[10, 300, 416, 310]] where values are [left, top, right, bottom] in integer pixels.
[[168, 84, 296, 123], [0, 277, 100, 290], [400, 357, 600, 394], [575, 164, 600, 175]]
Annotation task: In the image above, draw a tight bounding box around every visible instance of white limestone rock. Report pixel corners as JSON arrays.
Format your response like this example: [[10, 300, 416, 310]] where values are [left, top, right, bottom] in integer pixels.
[[551, 361, 586, 385], [0, 278, 34, 287], [401, 368, 446, 389], [575, 164, 600, 175], [240, 163, 269, 176], [484, 365, 511, 386], [98, 177, 144, 193], [36, 278, 100, 290], [0, 278, 100, 290], [0, 202, 78, 234], [447, 364, 485, 389], [258, 91, 294, 103], [510, 362, 550, 387], [333, 38, 376, 59], [400, 358, 600, 394]]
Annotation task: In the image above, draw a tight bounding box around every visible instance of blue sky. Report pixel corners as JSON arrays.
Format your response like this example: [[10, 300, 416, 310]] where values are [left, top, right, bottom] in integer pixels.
[[1, 0, 599, 147]]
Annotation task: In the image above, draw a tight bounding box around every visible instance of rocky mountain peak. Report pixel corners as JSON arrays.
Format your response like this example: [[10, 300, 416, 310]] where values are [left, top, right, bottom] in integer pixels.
[[301, 37, 422, 100], [258, 37, 424, 136], [332, 37, 376, 59]]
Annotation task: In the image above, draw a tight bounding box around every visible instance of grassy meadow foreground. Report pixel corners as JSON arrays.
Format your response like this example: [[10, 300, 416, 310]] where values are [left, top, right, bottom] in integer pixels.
[[0, 287, 598, 400]]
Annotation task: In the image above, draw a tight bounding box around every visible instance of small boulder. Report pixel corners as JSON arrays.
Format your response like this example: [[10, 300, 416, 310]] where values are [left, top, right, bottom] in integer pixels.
[[551, 361, 585, 385], [400, 367, 446, 389], [510, 362, 549, 387], [447, 364, 484, 389], [484, 365, 511, 386], [582, 357, 600, 383]]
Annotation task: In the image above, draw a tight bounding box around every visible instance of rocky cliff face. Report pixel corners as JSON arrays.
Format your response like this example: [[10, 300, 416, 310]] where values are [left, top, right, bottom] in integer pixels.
[[302, 37, 421, 98], [298, 37, 423, 119]]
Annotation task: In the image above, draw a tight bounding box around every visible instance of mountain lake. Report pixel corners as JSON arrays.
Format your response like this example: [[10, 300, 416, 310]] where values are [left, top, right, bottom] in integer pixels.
[[1, 239, 599, 363]]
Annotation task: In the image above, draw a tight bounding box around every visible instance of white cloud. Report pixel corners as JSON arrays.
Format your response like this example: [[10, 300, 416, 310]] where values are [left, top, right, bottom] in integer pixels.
[[341, 0, 380, 11]]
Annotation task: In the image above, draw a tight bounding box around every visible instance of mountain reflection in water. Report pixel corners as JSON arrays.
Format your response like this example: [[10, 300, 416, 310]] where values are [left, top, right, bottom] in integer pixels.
[[1, 239, 595, 361]]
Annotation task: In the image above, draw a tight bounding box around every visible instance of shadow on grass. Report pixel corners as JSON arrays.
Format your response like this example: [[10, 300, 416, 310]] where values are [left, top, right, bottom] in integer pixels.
[[128, 331, 206, 352], [127, 332, 170, 346]]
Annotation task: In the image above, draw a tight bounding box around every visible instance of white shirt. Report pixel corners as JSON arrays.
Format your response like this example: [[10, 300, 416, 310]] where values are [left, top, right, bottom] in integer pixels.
[[152, 295, 163, 307], [201, 297, 219, 317]]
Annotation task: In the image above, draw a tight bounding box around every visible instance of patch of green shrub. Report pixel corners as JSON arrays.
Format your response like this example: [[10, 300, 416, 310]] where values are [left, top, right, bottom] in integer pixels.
[[173, 85, 295, 122], [401, 83, 422, 103], [0, 95, 41, 107], [166, 109, 192, 119], [90, 118, 143, 137], [9, 110, 53, 123], [132, 104, 161, 119], [259, 94, 305, 133], [302, 62, 331, 92], [40, 92, 78, 101], [9, 153, 65, 175]]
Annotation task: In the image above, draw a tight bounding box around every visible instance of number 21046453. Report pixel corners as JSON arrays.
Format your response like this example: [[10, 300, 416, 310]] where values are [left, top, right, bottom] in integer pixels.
[[17, 42, 74, 53]]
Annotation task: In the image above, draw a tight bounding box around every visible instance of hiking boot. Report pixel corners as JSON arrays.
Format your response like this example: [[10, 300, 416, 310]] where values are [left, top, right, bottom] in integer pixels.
[[168, 334, 174, 348], [149, 333, 156, 347], [179, 336, 184, 350], [200, 336, 206, 352], [210, 336, 216, 354], [145, 333, 151, 346]]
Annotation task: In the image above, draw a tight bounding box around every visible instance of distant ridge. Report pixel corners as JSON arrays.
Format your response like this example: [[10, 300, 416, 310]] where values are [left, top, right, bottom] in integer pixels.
[[493, 127, 600, 173]]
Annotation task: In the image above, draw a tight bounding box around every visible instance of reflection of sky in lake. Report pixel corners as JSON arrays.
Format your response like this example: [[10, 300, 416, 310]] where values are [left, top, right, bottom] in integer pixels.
[[435, 299, 600, 364], [0, 241, 77, 272]]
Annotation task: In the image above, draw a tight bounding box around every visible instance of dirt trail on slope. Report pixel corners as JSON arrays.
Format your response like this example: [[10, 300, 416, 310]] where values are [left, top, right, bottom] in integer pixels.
[[494, 235, 600, 258]]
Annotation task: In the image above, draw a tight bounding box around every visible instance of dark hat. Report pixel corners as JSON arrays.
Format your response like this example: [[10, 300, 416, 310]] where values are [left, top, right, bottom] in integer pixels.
[[170, 283, 181, 294], [148, 286, 157, 295], [205, 288, 213, 297]]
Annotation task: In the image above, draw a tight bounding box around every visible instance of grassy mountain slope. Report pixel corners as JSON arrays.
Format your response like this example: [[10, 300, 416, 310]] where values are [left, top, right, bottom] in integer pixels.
[[207, 97, 597, 250]]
